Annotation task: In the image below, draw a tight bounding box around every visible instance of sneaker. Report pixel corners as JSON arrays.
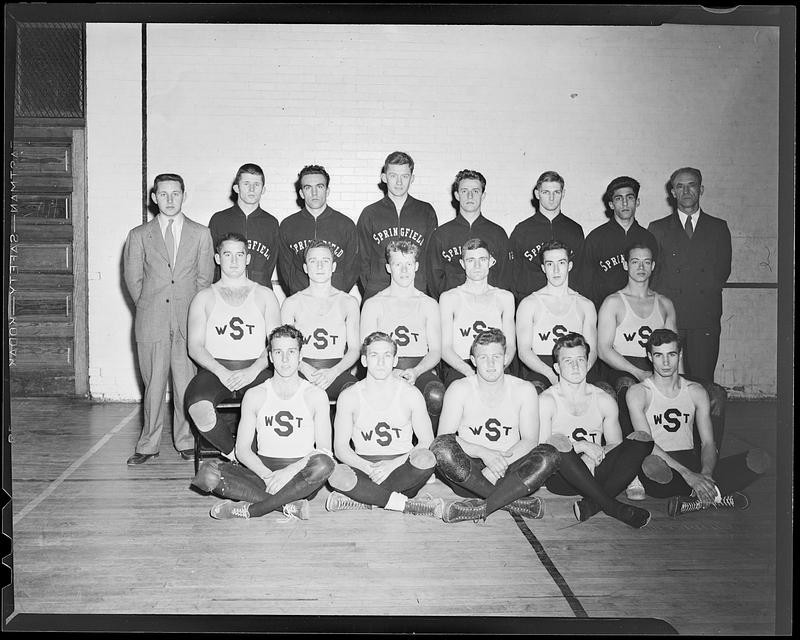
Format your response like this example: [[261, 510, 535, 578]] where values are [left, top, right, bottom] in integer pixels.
[[615, 503, 651, 529], [442, 498, 487, 523], [210, 499, 251, 520], [668, 491, 750, 517], [325, 491, 373, 512], [278, 499, 310, 523], [403, 493, 445, 518], [625, 476, 647, 501], [717, 491, 750, 511], [504, 495, 545, 519], [572, 498, 601, 523]]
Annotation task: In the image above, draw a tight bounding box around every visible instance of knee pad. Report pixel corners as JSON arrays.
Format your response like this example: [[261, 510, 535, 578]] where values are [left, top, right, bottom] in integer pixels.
[[746, 448, 771, 474], [409, 447, 437, 470], [422, 380, 445, 417], [547, 433, 573, 454], [641, 454, 672, 484], [614, 376, 636, 395], [191, 459, 221, 492], [517, 444, 560, 489], [429, 434, 471, 483], [301, 453, 336, 484], [328, 464, 358, 491], [594, 381, 616, 398], [188, 400, 216, 431], [531, 380, 547, 396]]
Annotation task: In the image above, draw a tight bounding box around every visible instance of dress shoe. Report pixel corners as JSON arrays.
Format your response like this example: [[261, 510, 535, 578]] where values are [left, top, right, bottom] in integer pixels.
[[127, 452, 159, 465], [179, 449, 195, 461]]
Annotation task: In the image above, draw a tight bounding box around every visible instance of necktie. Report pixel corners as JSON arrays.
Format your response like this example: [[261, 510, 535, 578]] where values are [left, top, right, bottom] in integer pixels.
[[684, 214, 693, 239], [165, 219, 175, 268]]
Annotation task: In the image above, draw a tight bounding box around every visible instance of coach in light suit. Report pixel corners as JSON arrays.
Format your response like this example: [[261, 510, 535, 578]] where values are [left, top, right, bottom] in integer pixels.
[[123, 173, 215, 465], [648, 167, 732, 383]]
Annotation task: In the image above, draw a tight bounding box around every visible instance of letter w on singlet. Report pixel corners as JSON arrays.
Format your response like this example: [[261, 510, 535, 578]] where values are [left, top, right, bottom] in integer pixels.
[[623, 332, 636, 342]]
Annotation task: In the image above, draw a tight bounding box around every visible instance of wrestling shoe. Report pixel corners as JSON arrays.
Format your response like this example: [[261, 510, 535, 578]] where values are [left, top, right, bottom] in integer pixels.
[[210, 499, 251, 520], [614, 503, 651, 529], [625, 476, 647, 501], [503, 495, 545, 519], [442, 498, 487, 523], [325, 491, 373, 512], [403, 493, 445, 518], [667, 491, 750, 517], [277, 499, 310, 523], [572, 498, 601, 522]]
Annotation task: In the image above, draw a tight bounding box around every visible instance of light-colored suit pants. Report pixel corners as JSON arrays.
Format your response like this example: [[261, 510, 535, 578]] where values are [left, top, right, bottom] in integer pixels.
[[135, 330, 196, 454]]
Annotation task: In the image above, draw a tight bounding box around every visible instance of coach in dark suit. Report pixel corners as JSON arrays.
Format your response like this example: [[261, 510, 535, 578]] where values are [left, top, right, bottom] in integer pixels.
[[123, 173, 215, 465], [648, 167, 732, 382]]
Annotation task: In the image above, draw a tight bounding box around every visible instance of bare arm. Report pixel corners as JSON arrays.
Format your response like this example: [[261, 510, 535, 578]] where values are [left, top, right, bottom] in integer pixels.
[[499, 290, 517, 367], [505, 381, 539, 462], [359, 298, 380, 343], [439, 291, 474, 377], [332, 387, 373, 474], [409, 386, 435, 449], [516, 297, 558, 386], [329, 295, 361, 376], [579, 296, 598, 371], [234, 387, 274, 480], [401, 297, 442, 382], [597, 389, 623, 450], [597, 294, 649, 379]]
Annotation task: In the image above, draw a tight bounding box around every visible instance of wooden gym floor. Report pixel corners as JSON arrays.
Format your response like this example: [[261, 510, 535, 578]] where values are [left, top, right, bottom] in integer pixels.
[[4, 397, 780, 634]]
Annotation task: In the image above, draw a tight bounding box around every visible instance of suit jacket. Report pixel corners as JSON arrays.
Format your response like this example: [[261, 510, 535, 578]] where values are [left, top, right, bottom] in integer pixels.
[[648, 210, 731, 329], [123, 215, 215, 342]]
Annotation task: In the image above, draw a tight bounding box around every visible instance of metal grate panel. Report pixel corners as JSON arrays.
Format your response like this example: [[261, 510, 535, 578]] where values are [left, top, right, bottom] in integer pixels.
[[15, 22, 85, 119]]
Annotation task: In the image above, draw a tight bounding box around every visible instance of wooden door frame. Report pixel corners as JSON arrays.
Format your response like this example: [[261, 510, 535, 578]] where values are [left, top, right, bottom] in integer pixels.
[[71, 127, 88, 396]]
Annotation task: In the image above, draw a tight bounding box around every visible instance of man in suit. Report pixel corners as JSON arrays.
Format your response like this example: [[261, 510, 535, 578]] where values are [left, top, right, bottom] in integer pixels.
[[123, 173, 215, 465], [648, 168, 731, 383]]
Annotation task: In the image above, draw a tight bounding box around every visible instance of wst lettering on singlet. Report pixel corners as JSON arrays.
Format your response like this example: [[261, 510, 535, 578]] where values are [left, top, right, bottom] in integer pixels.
[[214, 317, 257, 340], [289, 238, 344, 259], [391, 325, 420, 347], [359, 422, 403, 447], [465, 417, 515, 443], [536, 324, 571, 344], [651, 408, 691, 433], [264, 410, 305, 436], [302, 329, 341, 350], [372, 226, 425, 246]]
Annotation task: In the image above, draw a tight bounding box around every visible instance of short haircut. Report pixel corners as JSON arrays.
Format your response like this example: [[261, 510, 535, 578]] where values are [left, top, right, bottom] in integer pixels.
[[215, 232, 248, 254], [382, 151, 414, 174], [605, 176, 641, 201], [461, 237, 492, 256], [538, 239, 574, 266], [624, 242, 654, 262], [361, 331, 398, 357], [269, 324, 304, 351], [234, 163, 265, 185], [384, 239, 420, 264], [646, 328, 682, 355], [298, 164, 330, 187], [153, 173, 184, 192], [470, 327, 506, 357], [535, 170, 565, 191], [669, 167, 703, 188], [552, 332, 590, 362], [303, 239, 334, 262], [454, 169, 487, 192]]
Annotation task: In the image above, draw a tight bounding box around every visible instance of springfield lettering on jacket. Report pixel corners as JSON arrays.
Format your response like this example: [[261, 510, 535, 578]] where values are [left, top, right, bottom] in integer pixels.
[[372, 227, 425, 246], [523, 242, 546, 263], [248, 239, 272, 261], [289, 239, 344, 259], [598, 253, 624, 272]]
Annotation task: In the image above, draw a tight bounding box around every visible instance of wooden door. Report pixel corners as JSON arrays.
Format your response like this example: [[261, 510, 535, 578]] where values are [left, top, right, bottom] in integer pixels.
[[10, 125, 88, 396]]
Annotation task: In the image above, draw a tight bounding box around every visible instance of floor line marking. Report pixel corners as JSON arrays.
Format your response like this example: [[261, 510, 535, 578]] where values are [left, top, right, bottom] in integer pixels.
[[13, 406, 141, 526], [511, 512, 588, 618]]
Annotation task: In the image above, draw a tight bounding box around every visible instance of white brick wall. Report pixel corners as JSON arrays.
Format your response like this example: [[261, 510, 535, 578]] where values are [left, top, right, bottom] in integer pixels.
[[86, 23, 780, 399], [86, 24, 143, 401]]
